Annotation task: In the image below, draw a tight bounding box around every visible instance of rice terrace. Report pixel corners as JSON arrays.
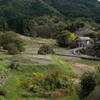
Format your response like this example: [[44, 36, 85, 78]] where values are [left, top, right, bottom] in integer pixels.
[[0, 0, 100, 100], [0, 35, 100, 100]]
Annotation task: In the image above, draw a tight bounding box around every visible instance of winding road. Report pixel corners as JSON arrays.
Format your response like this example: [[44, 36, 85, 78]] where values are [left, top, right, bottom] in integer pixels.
[[26, 48, 100, 61], [56, 48, 100, 61]]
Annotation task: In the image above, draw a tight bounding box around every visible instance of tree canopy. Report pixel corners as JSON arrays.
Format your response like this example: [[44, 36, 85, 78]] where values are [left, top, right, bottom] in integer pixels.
[[0, 31, 25, 54]]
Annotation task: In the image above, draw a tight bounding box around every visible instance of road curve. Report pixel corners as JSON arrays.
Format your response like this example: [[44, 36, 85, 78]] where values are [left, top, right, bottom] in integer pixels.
[[26, 48, 100, 61], [55, 48, 100, 61]]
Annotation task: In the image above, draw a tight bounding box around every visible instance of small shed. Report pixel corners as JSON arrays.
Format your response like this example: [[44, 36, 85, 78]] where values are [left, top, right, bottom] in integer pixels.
[[78, 37, 91, 47]]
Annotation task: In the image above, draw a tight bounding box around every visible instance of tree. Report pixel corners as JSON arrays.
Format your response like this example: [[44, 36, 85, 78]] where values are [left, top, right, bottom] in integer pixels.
[[0, 31, 25, 54], [80, 71, 96, 99], [67, 23, 77, 32], [83, 31, 96, 40], [38, 44, 55, 55], [0, 18, 8, 31], [68, 33, 77, 48], [68, 33, 76, 43], [15, 16, 27, 35], [75, 22, 85, 29], [56, 30, 71, 47]]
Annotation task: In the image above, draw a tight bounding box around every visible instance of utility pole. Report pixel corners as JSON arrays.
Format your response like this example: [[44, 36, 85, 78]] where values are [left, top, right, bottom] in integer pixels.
[[78, 40, 81, 55], [31, 37, 34, 50]]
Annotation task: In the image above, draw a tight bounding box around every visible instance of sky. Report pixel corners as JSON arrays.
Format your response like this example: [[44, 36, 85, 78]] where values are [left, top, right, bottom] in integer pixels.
[[98, 0, 100, 1]]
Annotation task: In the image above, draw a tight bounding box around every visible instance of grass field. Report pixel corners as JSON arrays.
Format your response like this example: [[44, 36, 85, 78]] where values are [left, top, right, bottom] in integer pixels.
[[56, 55, 100, 67], [0, 53, 79, 100], [24, 38, 67, 52], [0, 37, 99, 100], [0, 61, 79, 100]]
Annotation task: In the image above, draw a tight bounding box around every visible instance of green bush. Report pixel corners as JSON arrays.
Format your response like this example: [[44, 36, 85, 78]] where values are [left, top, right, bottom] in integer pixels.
[[7, 43, 19, 55], [43, 69, 74, 91], [79, 71, 96, 99], [21, 92, 31, 97], [38, 44, 55, 55], [21, 69, 78, 98], [9, 62, 20, 70], [0, 87, 8, 96]]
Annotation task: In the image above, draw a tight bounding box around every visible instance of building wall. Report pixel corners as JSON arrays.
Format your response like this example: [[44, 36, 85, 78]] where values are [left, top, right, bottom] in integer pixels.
[[81, 40, 90, 47]]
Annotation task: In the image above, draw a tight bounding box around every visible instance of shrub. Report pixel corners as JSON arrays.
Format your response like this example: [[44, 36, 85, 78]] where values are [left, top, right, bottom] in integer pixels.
[[79, 71, 96, 99], [86, 44, 100, 57], [43, 69, 63, 89], [43, 69, 74, 91], [89, 39, 94, 44], [95, 65, 100, 73], [0, 87, 8, 96], [22, 69, 77, 98], [7, 43, 19, 54], [86, 85, 100, 100], [38, 44, 55, 55], [21, 92, 31, 97], [68, 40, 78, 48], [27, 72, 44, 92], [94, 65, 100, 86], [9, 62, 20, 70]]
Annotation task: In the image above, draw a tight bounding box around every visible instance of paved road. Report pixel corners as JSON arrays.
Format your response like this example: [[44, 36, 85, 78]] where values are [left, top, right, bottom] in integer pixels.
[[55, 49, 75, 56], [55, 48, 100, 61], [26, 48, 100, 61]]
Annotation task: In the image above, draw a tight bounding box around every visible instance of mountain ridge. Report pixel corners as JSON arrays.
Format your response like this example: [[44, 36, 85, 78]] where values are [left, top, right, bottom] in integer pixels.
[[0, 0, 100, 33], [0, 0, 100, 19]]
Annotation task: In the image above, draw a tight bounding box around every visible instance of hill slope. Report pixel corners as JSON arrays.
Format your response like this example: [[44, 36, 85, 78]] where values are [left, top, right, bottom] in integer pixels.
[[43, 0, 100, 23], [0, 0, 100, 33], [0, 0, 100, 22], [0, 0, 61, 18]]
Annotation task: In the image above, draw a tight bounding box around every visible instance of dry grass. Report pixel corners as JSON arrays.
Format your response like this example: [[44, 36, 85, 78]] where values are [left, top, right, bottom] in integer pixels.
[[68, 62, 94, 76], [33, 38, 56, 45], [24, 50, 37, 55]]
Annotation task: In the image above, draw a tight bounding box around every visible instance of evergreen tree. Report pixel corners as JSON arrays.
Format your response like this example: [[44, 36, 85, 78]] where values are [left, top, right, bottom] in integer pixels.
[[15, 16, 27, 35]]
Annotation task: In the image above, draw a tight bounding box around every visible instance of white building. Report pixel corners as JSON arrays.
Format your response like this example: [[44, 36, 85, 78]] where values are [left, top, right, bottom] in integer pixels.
[[78, 37, 91, 47]]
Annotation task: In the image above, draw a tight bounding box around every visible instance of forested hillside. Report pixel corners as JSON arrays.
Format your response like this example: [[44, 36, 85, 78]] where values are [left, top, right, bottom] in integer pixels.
[[0, 0, 100, 35], [44, 0, 100, 23]]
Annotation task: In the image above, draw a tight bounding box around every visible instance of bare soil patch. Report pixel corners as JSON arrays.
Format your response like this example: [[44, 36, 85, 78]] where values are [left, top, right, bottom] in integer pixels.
[[68, 62, 94, 76]]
